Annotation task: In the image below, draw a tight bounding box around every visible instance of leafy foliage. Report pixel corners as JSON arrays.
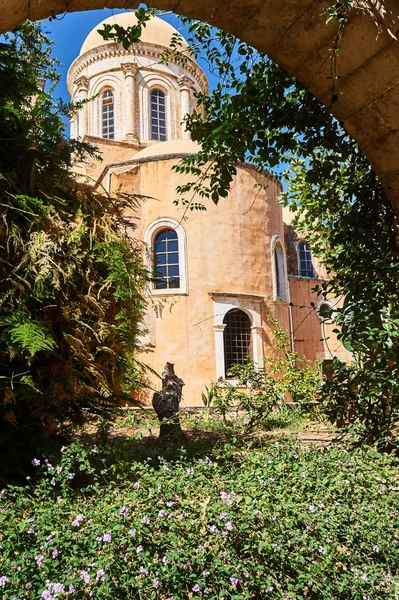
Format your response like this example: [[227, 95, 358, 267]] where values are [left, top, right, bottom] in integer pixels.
[[210, 319, 321, 427], [0, 22, 149, 465], [161, 12, 399, 442], [1, 439, 398, 598]]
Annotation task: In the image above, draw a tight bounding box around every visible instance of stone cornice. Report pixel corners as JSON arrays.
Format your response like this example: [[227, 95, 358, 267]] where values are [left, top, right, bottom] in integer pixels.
[[208, 292, 265, 303], [67, 42, 208, 95]]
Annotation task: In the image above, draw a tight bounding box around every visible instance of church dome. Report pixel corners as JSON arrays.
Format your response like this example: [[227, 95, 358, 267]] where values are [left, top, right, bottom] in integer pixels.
[[133, 140, 201, 161], [80, 13, 188, 55]]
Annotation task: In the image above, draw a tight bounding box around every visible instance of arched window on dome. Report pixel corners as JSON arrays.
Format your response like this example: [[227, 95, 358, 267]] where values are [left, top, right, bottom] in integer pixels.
[[150, 89, 167, 141], [153, 228, 180, 289], [298, 240, 315, 278], [102, 90, 115, 140], [223, 309, 252, 374], [272, 237, 287, 302]]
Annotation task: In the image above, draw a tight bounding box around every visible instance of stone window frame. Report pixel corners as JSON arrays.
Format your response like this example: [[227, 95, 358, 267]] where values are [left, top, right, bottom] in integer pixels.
[[271, 234, 289, 304], [150, 88, 167, 141], [101, 89, 115, 140], [138, 73, 178, 142], [91, 75, 122, 140], [144, 218, 188, 296], [209, 293, 264, 381]]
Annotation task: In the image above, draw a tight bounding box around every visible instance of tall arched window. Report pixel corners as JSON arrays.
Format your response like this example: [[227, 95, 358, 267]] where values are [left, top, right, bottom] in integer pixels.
[[150, 89, 167, 141], [154, 228, 179, 289], [102, 90, 114, 140], [274, 241, 287, 301], [223, 309, 252, 374], [298, 241, 314, 278]]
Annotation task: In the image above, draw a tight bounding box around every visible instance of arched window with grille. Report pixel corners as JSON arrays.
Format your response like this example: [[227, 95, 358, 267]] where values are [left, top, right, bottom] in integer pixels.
[[102, 90, 114, 140], [153, 228, 179, 289], [298, 240, 315, 278], [223, 309, 252, 374], [150, 89, 167, 141]]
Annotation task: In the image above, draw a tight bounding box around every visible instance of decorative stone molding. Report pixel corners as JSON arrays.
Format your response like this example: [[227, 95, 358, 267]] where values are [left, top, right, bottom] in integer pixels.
[[121, 62, 139, 77], [178, 75, 193, 90], [68, 44, 208, 96], [74, 76, 89, 92]]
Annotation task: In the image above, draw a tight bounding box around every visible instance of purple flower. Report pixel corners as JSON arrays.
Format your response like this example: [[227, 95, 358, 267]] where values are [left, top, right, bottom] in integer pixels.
[[153, 579, 160, 589], [186, 468, 194, 474], [56, 466, 63, 474], [166, 501, 174, 507], [52, 549, 59, 558], [128, 529, 136, 536], [96, 569, 105, 581], [162, 555, 168, 565], [68, 584, 76, 594], [209, 525, 218, 533], [318, 546, 326, 554], [60, 446, 67, 452], [230, 577, 239, 588], [102, 533, 111, 543], [31, 458, 40, 467], [134, 482, 141, 490], [219, 512, 228, 521], [373, 545, 379, 553], [142, 516, 150, 524], [0, 576, 8, 588], [28, 527, 35, 534], [120, 506, 129, 519], [202, 570, 210, 576], [361, 573, 368, 581], [266, 586, 274, 593], [140, 567, 149, 576], [52, 583, 65, 594], [35, 554, 44, 566], [40, 591, 52, 600], [309, 505, 316, 513], [80, 571, 90, 584], [225, 522, 233, 531], [192, 584, 201, 592], [71, 514, 84, 527], [136, 545, 143, 553]]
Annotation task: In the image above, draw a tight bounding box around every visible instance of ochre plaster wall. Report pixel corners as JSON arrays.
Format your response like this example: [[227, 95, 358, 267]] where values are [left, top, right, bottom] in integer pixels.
[[289, 278, 351, 364], [110, 156, 289, 405]]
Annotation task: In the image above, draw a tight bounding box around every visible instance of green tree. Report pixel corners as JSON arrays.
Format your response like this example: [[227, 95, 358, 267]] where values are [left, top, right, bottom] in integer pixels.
[[0, 22, 149, 465]]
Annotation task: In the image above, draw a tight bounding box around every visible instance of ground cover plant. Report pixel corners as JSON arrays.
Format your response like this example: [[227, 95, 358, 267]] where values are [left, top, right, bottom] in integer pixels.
[[1, 436, 398, 599]]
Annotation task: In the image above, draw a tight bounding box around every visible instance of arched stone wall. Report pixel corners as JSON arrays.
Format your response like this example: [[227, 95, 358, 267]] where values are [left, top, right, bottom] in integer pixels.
[[2, 0, 399, 210]]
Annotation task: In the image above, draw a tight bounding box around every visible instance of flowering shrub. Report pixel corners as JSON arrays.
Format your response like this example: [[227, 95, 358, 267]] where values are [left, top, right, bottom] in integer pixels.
[[0, 440, 398, 599]]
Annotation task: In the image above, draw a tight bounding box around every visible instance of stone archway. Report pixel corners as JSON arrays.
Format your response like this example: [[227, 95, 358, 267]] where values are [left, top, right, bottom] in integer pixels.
[[2, 1, 399, 210]]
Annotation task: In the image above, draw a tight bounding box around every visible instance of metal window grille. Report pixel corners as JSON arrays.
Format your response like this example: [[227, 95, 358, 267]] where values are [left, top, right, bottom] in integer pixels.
[[150, 89, 167, 141], [154, 229, 180, 289], [298, 241, 314, 278], [102, 90, 115, 140], [223, 309, 252, 374]]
